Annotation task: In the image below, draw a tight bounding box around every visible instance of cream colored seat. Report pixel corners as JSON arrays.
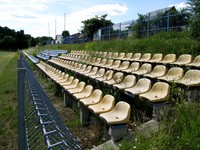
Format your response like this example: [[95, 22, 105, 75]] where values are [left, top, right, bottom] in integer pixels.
[[102, 52, 108, 58], [103, 72, 124, 85], [138, 53, 151, 62], [99, 101, 131, 124], [144, 65, 166, 79], [159, 54, 176, 64], [111, 52, 119, 59], [158, 67, 183, 82], [52, 72, 65, 81], [122, 53, 133, 60], [72, 63, 82, 71], [130, 53, 142, 61], [115, 61, 130, 71], [67, 81, 86, 94], [132, 63, 152, 76], [57, 74, 69, 83], [172, 54, 192, 66], [123, 62, 140, 73], [96, 58, 107, 67], [102, 59, 114, 68], [107, 60, 121, 69], [79, 89, 103, 106], [117, 52, 125, 59], [84, 67, 98, 76], [89, 68, 105, 79], [88, 95, 115, 114], [125, 78, 151, 95], [73, 85, 93, 99], [59, 76, 74, 86], [139, 82, 170, 102], [97, 70, 114, 82], [147, 53, 163, 63], [63, 79, 79, 90], [174, 70, 200, 86], [107, 52, 113, 58], [187, 55, 200, 67], [80, 65, 92, 74], [92, 58, 102, 65], [113, 75, 136, 90], [76, 64, 87, 72]]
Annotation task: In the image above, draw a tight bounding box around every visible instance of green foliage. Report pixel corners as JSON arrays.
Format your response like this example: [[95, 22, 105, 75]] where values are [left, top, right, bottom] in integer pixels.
[[62, 30, 70, 37], [81, 14, 113, 40], [189, 0, 200, 39]]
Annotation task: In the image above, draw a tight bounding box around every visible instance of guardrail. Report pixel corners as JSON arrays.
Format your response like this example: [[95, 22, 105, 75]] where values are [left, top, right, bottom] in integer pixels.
[[17, 53, 82, 149]]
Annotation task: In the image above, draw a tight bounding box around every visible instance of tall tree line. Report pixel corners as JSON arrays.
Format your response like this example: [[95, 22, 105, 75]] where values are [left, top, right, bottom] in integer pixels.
[[0, 26, 53, 51]]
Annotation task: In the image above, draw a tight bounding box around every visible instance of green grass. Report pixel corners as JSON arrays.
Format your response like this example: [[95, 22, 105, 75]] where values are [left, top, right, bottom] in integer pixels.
[[0, 51, 18, 150]]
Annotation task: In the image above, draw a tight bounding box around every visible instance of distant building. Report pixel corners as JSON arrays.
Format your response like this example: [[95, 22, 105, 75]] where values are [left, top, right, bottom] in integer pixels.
[[55, 35, 63, 44]]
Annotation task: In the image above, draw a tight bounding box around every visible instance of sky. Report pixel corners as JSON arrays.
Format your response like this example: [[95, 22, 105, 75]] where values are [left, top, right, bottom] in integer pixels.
[[0, 0, 189, 38]]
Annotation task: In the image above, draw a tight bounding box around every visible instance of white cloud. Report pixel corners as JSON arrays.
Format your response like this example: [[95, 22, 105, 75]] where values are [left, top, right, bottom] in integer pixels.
[[0, 0, 128, 38], [168, 2, 189, 10]]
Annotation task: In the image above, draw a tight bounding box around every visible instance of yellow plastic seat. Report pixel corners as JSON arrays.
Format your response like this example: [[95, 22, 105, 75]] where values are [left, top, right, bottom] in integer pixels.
[[57, 74, 69, 83], [77, 64, 87, 72], [102, 52, 108, 57], [115, 61, 130, 71], [79, 89, 103, 106], [111, 52, 119, 59], [97, 70, 114, 82], [73, 85, 93, 99], [96, 58, 107, 67], [59, 76, 74, 86], [147, 53, 163, 63], [88, 95, 115, 114], [138, 53, 152, 62], [102, 59, 114, 68], [123, 62, 140, 73], [159, 54, 176, 64], [144, 65, 166, 79], [174, 70, 200, 86], [99, 101, 131, 124], [172, 54, 192, 66], [132, 63, 152, 75], [122, 53, 133, 60], [139, 82, 170, 102], [84, 67, 98, 76], [67, 82, 86, 94], [158, 67, 183, 82], [107, 52, 113, 58], [80, 65, 92, 74], [187, 55, 200, 67], [117, 52, 125, 59], [92, 58, 102, 65], [52, 72, 65, 81], [125, 78, 151, 95], [72, 63, 83, 71], [113, 75, 136, 90], [107, 60, 121, 69], [130, 53, 142, 61], [103, 72, 124, 85], [89, 68, 105, 79], [63, 79, 79, 90]]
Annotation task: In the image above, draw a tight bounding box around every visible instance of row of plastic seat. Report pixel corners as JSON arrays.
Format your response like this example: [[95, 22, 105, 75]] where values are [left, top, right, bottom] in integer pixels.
[[60, 52, 200, 68], [36, 61, 131, 125], [48, 57, 200, 87]]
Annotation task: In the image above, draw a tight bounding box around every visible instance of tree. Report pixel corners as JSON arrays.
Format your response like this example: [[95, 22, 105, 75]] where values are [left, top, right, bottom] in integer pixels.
[[62, 30, 70, 37], [189, 0, 200, 39], [81, 14, 113, 40], [0, 35, 15, 49]]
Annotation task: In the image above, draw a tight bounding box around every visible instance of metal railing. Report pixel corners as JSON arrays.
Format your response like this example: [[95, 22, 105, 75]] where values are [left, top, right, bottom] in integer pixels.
[[18, 53, 82, 150]]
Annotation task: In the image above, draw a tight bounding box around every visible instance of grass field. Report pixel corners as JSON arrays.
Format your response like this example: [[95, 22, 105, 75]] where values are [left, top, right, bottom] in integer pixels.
[[0, 51, 18, 150]]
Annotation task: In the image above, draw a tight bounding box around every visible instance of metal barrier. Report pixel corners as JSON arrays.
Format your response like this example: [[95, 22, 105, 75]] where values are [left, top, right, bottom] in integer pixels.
[[18, 53, 82, 150]]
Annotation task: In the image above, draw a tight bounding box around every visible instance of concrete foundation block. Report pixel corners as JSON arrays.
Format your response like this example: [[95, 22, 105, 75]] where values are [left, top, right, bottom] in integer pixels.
[[108, 125, 127, 142], [63, 92, 71, 107], [187, 86, 200, 101], [79, 103, 90, 126], [152, 103, 169, 121]]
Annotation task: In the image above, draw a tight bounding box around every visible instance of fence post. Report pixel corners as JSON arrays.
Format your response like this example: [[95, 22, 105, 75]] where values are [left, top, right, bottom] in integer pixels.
[[167, 12, 170, 32], [18, 56, 26, 150]]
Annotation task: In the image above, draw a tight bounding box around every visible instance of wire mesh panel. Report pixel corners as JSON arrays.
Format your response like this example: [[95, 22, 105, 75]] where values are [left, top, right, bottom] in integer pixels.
[[18, 53, 82, 150]]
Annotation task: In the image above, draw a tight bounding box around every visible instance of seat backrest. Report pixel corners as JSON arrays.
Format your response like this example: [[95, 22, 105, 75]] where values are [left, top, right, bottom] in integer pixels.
[[140, 53, 151, 61], [193, 55, 200, 63], [119, 61, 130, 69], [166, 67, 183, 80], [97, 68, 106, 76], [90, 67, 98, 73], [90, 89, 103, 100], [176, 54, 192, 63], [104, 59, 114, 66], [132, 53, 142, 60], [151, 82, 170, 98], [123, 75, 136, 87], [81, 85, 94, 96], [129, 62, 140, 71], [113, 72, 124, 83], [151, 65, 166, 74], [75, 81, 86, 89], [136, 78, 151, 89], [95, 58, 102, 64], [112, 52, 119, 58], [76, 63, 83, 69], [117, 53, 125, 59], [183, 69, 200, 80], [99, 59, 107, 65], [102, 52, 108, 57], [163, 54, 176, 62], [70, 79, 79, 86], [101, 95, 115, 105], [107, 52, 113, 58], [112, 60, 121, 67], [151, 53, 163, 62], [139, 63, 152, 73], [104, 70, 114, 80], [114, 101, 131, 120], [124, 53, 133, 59]]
